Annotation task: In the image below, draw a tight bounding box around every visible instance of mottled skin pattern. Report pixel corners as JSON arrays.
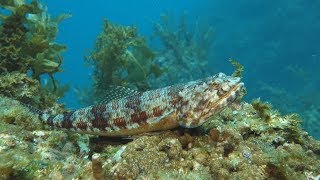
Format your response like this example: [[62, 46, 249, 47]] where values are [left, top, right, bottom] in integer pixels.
[[40, 73, 244, 136]]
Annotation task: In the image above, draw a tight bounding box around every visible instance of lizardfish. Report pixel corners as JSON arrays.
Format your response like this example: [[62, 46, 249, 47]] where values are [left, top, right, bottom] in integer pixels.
[[38, 73, 244, 136]]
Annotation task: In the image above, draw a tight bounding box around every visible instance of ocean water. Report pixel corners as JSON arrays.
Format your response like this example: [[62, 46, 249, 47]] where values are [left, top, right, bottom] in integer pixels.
[[42, 1, 320, 138], [43, 0, 203, 108]]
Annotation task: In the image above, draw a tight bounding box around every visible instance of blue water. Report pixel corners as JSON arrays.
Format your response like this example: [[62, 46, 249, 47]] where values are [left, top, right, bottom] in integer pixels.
[[43, 1, 320, 138], [43, 0, 202, 108]]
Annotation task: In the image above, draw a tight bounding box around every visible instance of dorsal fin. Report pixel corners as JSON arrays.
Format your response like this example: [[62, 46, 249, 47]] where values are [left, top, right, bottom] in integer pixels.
[[100, 86, 140, 103]]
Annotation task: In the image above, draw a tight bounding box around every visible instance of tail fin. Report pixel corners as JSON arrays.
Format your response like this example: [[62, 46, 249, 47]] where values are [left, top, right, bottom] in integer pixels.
[[20, 102, 44, 116], [27, 104, 42, 115]]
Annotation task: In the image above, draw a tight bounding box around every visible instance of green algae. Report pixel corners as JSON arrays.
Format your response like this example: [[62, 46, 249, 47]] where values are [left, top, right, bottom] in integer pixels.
[[251, 98, 274, 122], [0, 0, 69, 77], [0, 73, 40, 106], [0, 72, 67, 111], [150, 12, 214, 87], [82, 19, 163, 104], [0, 95, 42, 131], [230, 59, 244, 78], [0, 0, 69, 111]]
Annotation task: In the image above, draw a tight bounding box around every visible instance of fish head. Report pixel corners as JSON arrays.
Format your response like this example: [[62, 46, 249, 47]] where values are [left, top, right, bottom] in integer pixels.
[[177, 73, 245, 128]]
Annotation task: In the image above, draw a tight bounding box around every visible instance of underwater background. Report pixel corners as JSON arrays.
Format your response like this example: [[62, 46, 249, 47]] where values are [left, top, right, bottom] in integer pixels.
[[1, 1, 320, 179], [41, 0, 320, 139]]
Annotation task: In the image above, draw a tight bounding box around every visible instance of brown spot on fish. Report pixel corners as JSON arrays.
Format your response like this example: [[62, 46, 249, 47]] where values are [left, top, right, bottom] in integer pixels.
[[152, 106, 163, 117], [139, 111, 148, 122], [61, 111, 74, 128], [92, 118, 109, 130], [125, 96, 141, 111], [76, 121, 87, 130], [130, 111, 148, 125], [47, 116, 54, 126], [113, 117, 127, 128], [131, 112, 140, 123], [169, 97, 180, 107], [61, 119, 73, 129], [91, 104, 106, 117]]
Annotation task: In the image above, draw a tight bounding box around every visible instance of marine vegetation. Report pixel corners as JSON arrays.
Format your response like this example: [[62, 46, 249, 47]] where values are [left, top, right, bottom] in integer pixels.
[[229, 58, 244, 78], [0, 0, 70, 110], [150, 12, 214, 87], [256, 71, 320, 139], [85, 19, 163, 104]]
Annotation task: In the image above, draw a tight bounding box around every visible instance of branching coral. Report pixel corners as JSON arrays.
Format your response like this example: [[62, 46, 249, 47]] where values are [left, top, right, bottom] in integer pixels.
[[85, 19, 163, 103]]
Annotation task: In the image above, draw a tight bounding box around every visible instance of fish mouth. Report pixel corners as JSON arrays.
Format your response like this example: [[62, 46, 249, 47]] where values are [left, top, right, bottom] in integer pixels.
[[200, 82, 244, 120], [210, 82, 244, 110], [184, 82, 244, 128]]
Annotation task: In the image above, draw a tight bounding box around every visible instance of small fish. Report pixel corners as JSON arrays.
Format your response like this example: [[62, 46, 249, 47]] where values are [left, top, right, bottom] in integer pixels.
[[39, 73, 244, 136]]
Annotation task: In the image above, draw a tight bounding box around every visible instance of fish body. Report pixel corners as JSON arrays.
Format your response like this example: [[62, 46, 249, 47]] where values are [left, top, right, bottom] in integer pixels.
[[40, 73, 244, 136]]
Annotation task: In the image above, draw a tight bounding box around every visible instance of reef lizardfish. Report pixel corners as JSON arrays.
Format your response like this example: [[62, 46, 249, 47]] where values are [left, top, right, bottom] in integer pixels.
[[39, 73, 244, 136]]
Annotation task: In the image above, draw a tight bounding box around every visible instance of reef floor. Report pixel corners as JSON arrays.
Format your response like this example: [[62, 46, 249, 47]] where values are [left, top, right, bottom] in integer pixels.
[[0, 96, 319, 179]]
